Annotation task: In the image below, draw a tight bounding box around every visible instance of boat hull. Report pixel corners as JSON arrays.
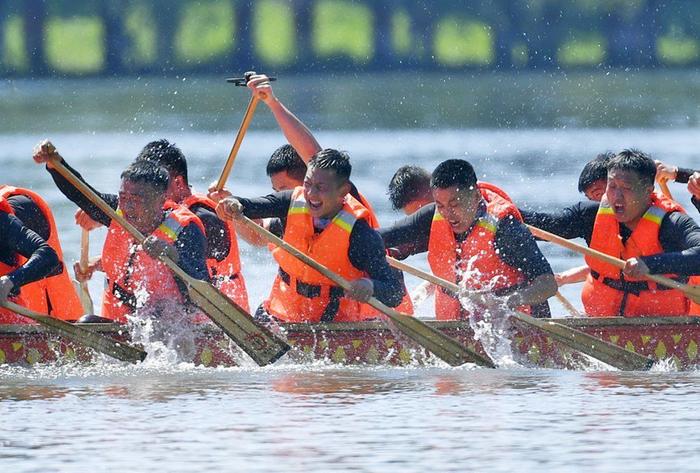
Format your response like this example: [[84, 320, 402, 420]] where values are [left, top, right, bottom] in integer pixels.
[[1, 317, 699, 369]]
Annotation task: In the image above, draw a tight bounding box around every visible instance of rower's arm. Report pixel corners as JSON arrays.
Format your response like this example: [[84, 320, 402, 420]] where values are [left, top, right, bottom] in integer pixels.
[[190, 204, 231, 262], [378, 204, 433, 256], [674, 167, 699, 184], [349, 221, 405, 308], [494, 218, 558, 307], [264, 97, 321, 162], [519, 201, 598, 243], [173, 223, 210, 282], [236, 190, 293, 221], [46, 159, 117, 227], [1, 212, 59, 292], [642, 212, 700, 275]]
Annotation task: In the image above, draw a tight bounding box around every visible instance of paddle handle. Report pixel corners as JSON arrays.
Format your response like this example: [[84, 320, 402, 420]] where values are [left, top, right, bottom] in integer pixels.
[[526, 224, 700, 302], [78, 228, 95, 314], [215, 96, 259, 191], [555, 292, 582, 317], [659, 178, 674, 200], [388, 257, 459, 293]]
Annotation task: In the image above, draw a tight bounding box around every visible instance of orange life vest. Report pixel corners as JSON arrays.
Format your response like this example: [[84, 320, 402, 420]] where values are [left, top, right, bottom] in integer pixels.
[[581, 193, 691, 317], [428, 182, 529, 321], [264, 187, 382, 322], [0, 186, 83, 320], [101, 205, 205, 323], [0, 197, 31, 324], [181, 192, 249, 312]]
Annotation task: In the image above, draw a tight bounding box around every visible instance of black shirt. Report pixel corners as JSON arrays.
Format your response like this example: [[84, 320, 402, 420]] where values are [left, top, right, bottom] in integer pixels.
[[520, 200, 700, 276], [235, 190, 405, 308], [0, 211, 59, 292], [676, 167, 700, 213]]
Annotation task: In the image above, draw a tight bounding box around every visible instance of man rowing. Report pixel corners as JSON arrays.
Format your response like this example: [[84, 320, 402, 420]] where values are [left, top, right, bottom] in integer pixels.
[[555, 153, 612, 287], [522, 149, 700, 317], [33, 141, 210, 323], [134, 140, 249, 311], [215, 149, 406, 323], [379, 159, 558, 320], [0, 193, 59, 324], [0, 185, 83, 319]]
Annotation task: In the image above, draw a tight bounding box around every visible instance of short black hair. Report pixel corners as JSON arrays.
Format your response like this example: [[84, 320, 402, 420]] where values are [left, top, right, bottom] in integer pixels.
[[388, 165, 432, 211], [308, 148, 351, 184], [578, 152, 614, 193], [266, 144, 307, 182], [431, 159, 477, 191], [136, 139, 188, 185], [121, 160, 170, 193], [608, 149, 657, 187]]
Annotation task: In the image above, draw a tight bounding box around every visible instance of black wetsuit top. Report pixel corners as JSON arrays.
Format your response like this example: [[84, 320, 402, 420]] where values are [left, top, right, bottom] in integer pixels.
[[676, 167, 700, 213], [235, 190, 405, 308], [520, 201, 700, 276], [0, 211, 59, 294]]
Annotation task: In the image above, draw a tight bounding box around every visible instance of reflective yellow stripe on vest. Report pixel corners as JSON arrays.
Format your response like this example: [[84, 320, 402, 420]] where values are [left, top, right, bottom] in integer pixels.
[[642, 206, 666, 226], [333, 210, 357, 234], [159, 214, 185, 241]]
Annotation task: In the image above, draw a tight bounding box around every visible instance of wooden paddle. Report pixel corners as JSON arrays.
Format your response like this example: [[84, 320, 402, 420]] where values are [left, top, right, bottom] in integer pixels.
[[555, 292, 582, 317], [386, 256, 654, 371], [214, 74, 274, 191], [658, 178, 674, 200], [49, 158, 290, 367], [2, 300, 146, 363], [238, 215, 495, 368], [77, 228, 95, 314], [526, 224, 700, 304], [215, 95, 259, 191]]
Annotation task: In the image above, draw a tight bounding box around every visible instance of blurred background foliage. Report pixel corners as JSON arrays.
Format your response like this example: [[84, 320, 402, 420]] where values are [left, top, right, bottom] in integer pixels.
[[1, 0, 699, 76]]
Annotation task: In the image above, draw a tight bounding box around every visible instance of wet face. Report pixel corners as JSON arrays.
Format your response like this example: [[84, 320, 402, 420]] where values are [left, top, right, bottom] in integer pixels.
[[433, 185, 481, 234], [118, 179, 166, 232], [584, 179, 607, 202], [270, 171, 303, 192], [303, 166, 349, 219], [606, 169, 653, 227]]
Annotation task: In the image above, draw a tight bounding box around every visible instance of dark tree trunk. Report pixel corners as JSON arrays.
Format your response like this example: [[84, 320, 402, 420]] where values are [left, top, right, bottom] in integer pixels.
[[371, 1, 395, 69], [292, 0, 314, 71], [233, 0, 256, 73]]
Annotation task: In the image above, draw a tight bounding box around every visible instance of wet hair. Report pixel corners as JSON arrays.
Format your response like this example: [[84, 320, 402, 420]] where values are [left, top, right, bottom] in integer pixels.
[[607, 149, 657, 187], [578, 152, 614, 193], [136, 139, 188, 185], [431, 159, 477, 191], [121, 160, 170, 193], [388, 165, 432, 211], [307, 148, 351, 184], [266, 144, 307, 182]]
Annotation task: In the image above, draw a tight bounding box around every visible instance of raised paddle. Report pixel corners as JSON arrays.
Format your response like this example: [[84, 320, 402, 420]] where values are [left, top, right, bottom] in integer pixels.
[[2, 300, 146, 363], [658, 178, 674, 201], [555, 292, 582, 317], [77, 228, 95, 314], [238, 215, 495, 368], [48, 157, 290, 367], [215, 74, 275, 191], [386, 256, 654, 371], [526, 224, 700, 304]]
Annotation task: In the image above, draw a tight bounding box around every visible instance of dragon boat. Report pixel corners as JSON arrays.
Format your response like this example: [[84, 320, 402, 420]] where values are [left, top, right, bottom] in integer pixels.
[[2, 316, 700, 369]]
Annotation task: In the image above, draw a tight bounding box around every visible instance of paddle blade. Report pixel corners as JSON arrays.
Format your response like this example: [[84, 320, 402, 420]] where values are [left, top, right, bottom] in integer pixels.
[[510, 312, 653, 371], [6, 303, 146, 364], [383, 311, 495, 368], [187, 279, 290, 366]]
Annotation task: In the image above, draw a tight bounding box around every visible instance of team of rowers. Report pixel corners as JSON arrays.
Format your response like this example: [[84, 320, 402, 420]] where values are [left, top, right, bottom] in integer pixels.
[[1, 73, 699, 327]]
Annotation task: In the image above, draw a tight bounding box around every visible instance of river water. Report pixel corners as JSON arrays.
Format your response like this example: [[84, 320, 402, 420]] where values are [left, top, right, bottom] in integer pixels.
[[0, 71, 699, 471]]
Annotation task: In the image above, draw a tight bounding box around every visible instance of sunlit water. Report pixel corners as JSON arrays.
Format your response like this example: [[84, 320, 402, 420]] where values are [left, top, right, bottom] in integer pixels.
[[1, 72, 699, 471]]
